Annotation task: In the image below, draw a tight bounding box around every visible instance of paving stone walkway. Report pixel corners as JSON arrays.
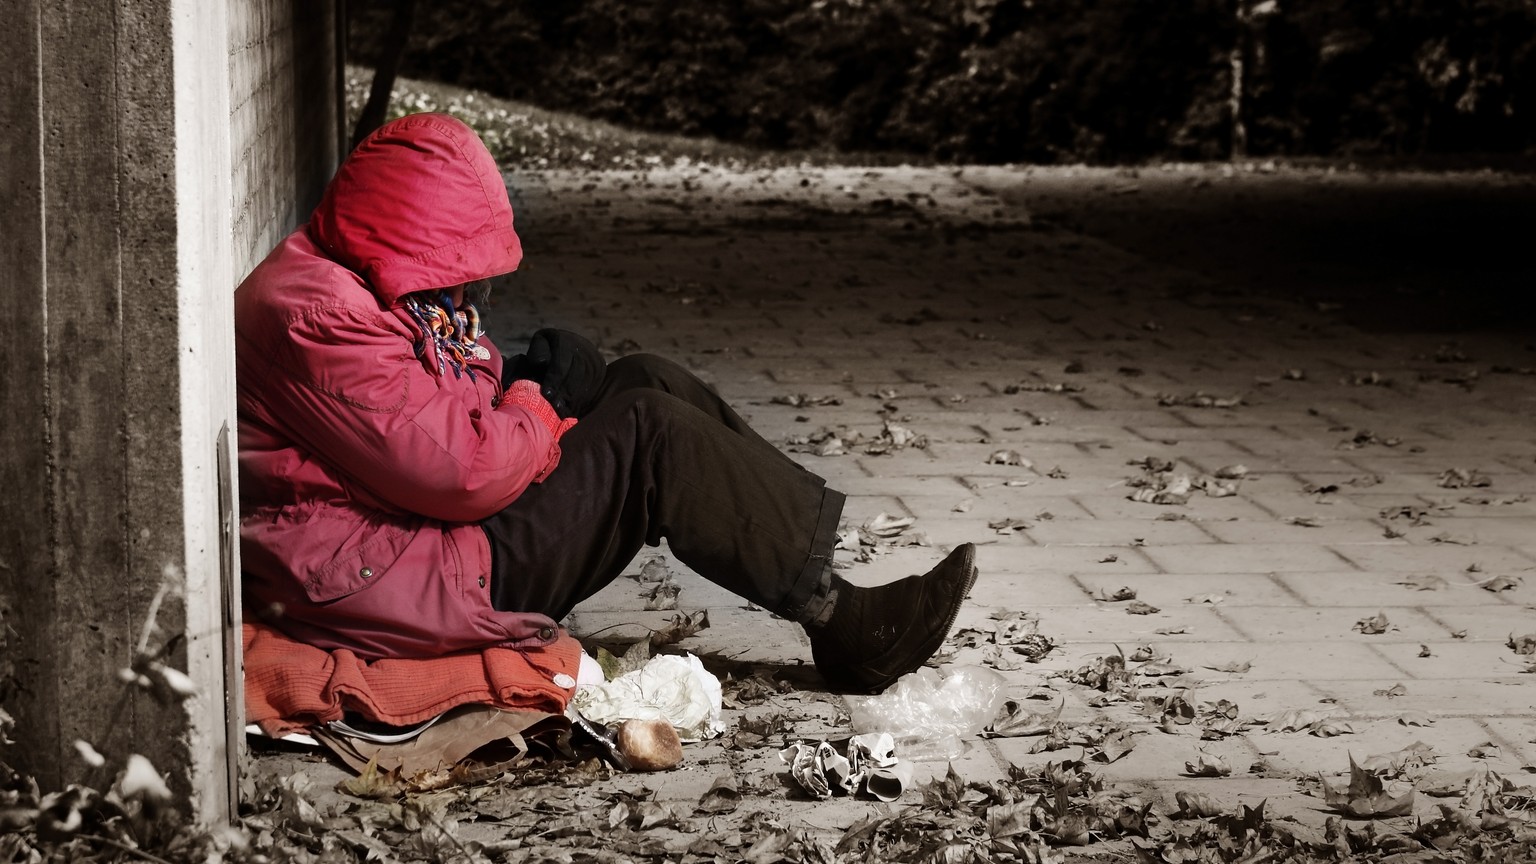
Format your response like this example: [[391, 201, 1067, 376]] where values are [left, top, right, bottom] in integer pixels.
[[499, 164, 1536, 834], [252, 165, 1536, 854]]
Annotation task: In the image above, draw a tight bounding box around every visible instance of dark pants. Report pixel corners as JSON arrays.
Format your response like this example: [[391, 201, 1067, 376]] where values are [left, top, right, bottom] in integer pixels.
[[482, 354, 845, 622]]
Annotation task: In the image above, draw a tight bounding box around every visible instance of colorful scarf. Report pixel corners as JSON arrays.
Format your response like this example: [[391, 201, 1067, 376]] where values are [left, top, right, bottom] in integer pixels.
[[401, 290, 490, 381]]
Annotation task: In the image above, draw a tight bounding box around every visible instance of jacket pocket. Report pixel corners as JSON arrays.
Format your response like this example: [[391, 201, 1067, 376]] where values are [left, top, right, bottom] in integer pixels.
[[303, 514, 415, 603]]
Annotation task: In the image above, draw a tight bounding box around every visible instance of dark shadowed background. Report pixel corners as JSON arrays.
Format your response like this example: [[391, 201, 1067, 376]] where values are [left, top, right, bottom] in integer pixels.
[[349, 0, 1535, 332]]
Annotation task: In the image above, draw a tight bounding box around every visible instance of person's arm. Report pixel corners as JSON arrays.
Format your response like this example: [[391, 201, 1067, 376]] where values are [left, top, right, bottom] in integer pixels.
[[256, 302, 570, 522]]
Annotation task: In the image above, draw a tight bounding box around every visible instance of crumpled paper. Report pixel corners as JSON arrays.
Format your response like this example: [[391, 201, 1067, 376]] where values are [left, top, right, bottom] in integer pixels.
[[571, 653, 724, 740], [779, 733, 912, 802]]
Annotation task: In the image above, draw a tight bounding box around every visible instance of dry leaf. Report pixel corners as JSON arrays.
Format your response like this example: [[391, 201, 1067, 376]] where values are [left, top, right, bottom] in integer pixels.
[[1198, 477, 1239, 497], [1157, 392, 1244, 409], [1479, 576, 1520, 592], [1129, 472, 1194, 506], [1361, 741, 1437, 776], [772, 393, 843, 408], [1320, 754, 1416, 818], [1268, 708, 1335, 733], [1312, 719, 1356, 737], [982, 645, 1028, 671], [993, 610, 1041, 645], [637, 556, 671, 583], [864, 512, 915, 537], [1438, 468, 1491, 489], [1353, 612, 1391, 635], [651, 610, 710, 647], [813, 437, 846, 457], [987, 700, 1064, 738], [1012, 635, 1057, 663], [644, 578, 680, 610], [1161, 694, 1196, 726], [1137, 659, 1187, 677], [1126, 600, 1160, 615], [1204, 660, 1252, 674], [1094, 586, 1137, 602], [1174, 791, 1224, 818], [336, 757, 401, 800], [597, 637, 654, 680], [1507, 634, 1536, 655], [986, 449, 1032, 468], [1184, 753, 1231, 777], [696, 775, 742, 814], [1092, 729, 1137, 763]]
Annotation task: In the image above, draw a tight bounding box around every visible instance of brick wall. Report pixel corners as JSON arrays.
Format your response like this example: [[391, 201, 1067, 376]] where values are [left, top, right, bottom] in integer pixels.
[[228, 1, 341, 279]]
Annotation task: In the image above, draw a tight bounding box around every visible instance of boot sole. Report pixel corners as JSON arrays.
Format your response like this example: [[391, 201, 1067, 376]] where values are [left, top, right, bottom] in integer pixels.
[[826, 543, 978, 694]]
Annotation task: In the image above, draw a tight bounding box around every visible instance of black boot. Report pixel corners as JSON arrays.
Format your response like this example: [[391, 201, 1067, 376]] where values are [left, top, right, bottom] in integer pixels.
[[806, 543, 977, 694]]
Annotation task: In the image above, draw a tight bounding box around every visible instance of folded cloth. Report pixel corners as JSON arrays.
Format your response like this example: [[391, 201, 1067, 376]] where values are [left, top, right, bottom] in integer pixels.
[[243, 621, 582, 737]]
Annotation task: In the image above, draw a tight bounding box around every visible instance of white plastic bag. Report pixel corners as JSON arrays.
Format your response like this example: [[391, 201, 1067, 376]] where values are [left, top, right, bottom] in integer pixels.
[[846, 666, 1006, 760], [572, 653, 724, 740]]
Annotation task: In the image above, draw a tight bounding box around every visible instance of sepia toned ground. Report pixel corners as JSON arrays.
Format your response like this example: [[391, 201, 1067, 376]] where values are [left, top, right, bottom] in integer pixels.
[[251, 163, 1536, 860]]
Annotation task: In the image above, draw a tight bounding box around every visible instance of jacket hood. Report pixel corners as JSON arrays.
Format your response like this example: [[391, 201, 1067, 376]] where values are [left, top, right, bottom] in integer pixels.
[[310, 113, 522, 306]]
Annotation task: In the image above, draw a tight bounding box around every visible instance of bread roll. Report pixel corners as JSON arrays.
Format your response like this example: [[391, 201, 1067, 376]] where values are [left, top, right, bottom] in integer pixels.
[[617, 719, 683, 771]]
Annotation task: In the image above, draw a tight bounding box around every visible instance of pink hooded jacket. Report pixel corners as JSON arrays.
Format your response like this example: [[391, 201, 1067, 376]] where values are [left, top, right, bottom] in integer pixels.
[[236, 114, 571, 669]]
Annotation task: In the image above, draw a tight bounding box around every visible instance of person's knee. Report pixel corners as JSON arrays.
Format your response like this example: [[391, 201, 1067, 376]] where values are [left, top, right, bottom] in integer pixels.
[[595, 387, 692, 431], [606, 353, 687, 388]]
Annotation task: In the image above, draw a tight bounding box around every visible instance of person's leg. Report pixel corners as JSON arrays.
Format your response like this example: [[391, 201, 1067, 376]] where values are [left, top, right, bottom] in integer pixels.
[[579, 354, 778, 448], [485, 352, 978, 693], [482, 386, 843, 622]]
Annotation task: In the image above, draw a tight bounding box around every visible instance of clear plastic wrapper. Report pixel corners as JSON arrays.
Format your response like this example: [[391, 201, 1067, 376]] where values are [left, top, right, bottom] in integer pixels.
[[846, 666, 1007, 760]]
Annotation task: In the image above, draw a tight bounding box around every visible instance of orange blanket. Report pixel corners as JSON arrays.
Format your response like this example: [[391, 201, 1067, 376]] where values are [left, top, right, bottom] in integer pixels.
[[243, 621, 582, 737]]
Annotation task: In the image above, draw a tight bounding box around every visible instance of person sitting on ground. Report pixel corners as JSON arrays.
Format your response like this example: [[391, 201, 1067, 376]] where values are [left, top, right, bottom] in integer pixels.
[[234, 112, 976, 694]]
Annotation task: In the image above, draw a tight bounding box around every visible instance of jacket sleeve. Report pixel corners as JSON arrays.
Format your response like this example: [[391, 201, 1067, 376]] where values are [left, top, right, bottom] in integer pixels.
[[255, 302, 557, 523]]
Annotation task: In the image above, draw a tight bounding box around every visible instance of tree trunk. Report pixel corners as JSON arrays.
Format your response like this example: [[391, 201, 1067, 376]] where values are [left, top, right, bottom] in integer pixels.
[[351, 0, 417, 149], [1229, 43, 1246, 159], [1229, 2, 1247, 160]]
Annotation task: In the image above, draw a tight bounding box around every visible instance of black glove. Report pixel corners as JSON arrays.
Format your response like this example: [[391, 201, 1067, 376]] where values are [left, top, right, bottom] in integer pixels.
[[504, 328, 606, 419]]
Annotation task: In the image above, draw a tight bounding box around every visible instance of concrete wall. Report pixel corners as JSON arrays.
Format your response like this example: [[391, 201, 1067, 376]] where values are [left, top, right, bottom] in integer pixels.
[[0, 0, 340, 821]]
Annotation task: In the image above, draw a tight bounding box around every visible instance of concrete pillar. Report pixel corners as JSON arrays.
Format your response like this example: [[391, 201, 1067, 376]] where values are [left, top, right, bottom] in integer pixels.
[[0, 0, 240, 821]]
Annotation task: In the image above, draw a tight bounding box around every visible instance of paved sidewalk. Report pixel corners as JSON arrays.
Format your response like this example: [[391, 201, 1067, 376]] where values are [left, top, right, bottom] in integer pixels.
[[249, 165, 1535, 856], [498, 164, 1536, 837]]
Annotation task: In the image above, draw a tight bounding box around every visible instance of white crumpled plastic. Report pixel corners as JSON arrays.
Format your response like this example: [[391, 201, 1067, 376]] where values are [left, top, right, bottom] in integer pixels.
[[846, 666, 1006, 760], [571, 653, 724, 741]]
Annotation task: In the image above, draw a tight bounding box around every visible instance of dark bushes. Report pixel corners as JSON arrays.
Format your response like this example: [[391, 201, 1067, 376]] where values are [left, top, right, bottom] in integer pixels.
[[352, 0, 1536, 163]]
